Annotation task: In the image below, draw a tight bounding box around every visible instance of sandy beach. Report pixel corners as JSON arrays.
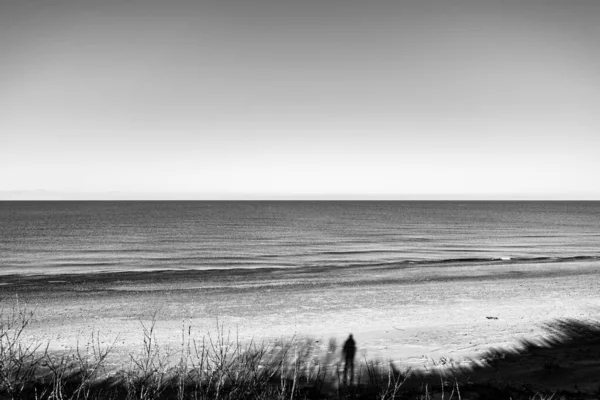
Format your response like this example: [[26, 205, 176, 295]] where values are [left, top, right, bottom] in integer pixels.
[[3, 258, 599, 374]]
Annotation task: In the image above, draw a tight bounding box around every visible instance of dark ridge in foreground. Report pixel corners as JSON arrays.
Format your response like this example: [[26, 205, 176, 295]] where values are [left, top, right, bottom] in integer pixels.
[[454, 318, 600, 397]]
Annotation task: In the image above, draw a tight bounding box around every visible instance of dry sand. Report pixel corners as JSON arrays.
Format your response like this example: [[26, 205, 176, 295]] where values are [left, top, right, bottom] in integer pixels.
[[3, 259, 600, 371]]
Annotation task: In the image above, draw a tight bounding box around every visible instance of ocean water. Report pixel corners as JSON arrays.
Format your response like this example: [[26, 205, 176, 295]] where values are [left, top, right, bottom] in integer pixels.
[[1, 201, 599, 275]]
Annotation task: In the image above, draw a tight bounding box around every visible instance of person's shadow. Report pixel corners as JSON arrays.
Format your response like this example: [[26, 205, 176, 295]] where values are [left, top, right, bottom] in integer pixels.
[[342, 334, 356, 386]]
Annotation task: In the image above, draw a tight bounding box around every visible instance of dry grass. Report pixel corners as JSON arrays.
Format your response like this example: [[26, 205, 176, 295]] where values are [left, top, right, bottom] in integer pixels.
[[0, 299, 593, 400]]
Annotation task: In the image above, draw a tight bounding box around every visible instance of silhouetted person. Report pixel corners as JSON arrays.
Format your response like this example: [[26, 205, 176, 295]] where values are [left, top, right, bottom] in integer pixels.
[[342, 334, 356, 385]]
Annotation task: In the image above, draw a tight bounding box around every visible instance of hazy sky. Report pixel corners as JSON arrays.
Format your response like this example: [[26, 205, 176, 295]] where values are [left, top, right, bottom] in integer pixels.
[[1, 0, 599, 199]]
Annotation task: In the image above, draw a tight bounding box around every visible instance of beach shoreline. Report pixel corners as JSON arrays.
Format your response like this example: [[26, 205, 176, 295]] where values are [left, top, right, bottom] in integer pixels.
[[3, 258, 599, 371]]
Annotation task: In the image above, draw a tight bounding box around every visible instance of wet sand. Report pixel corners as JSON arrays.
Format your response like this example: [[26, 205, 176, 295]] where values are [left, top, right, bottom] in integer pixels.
[[3, 259, 600, 370]]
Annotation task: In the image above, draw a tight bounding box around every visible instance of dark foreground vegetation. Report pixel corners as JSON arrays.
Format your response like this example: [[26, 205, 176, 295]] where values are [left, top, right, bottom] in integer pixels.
[[1, 301, 599, 400]]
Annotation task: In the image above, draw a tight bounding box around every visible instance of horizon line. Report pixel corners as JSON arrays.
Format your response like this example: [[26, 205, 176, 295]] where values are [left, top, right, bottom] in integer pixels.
[[1, 190, 600, 201]]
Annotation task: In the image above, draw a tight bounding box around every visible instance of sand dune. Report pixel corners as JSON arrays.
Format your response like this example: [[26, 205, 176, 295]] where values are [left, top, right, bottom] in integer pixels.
[[2, 259, 598, 373]]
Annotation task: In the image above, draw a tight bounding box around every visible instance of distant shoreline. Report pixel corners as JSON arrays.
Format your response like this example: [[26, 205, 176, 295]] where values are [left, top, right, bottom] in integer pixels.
[[2, 254, 600, 280]]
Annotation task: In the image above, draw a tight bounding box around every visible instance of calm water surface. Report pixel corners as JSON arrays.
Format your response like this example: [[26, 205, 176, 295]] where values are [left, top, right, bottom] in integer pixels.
[[1, 201, 599, 275]]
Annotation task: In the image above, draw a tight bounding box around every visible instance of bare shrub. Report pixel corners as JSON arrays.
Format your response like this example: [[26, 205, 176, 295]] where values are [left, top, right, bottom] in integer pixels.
[[0, 299, 47, 399]]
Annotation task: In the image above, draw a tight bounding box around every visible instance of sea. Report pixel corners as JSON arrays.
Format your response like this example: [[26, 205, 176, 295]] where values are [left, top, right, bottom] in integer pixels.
[[1, 201, 599, 276]]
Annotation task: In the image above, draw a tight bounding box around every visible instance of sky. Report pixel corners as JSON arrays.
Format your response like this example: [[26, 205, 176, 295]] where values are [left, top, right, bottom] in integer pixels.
[[1, 0, 599, 199]]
